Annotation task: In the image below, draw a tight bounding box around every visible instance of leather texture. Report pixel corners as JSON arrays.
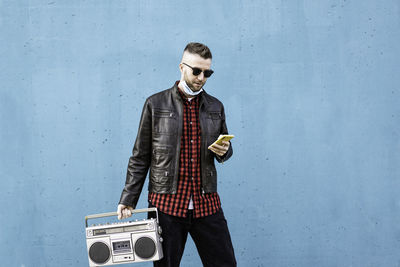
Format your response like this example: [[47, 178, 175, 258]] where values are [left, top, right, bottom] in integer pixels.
[[119, 83, 233, 208]]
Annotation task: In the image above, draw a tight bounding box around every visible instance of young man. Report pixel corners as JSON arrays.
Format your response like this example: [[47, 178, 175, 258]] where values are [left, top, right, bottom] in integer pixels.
[[117, 42, 236, 267]]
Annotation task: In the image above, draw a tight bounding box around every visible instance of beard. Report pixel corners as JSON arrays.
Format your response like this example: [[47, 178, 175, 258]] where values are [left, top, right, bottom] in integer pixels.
[[184, 72, 204, 91]]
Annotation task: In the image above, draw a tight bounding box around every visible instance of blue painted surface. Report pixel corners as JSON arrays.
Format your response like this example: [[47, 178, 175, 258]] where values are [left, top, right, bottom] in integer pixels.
[[1, 1, 399, 266]]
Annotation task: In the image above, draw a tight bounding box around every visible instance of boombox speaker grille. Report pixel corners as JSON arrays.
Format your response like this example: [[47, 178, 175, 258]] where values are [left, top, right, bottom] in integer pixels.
[[135, 237, 156, 259], [89, 242, 110, 264]]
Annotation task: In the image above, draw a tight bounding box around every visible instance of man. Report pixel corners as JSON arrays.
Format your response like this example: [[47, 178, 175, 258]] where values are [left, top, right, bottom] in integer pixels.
[[117, 42, 236, 267]]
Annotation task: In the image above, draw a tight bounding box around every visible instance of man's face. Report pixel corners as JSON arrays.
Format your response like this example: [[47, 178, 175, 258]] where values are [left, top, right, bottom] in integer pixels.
[[179, 52, 212, 92]]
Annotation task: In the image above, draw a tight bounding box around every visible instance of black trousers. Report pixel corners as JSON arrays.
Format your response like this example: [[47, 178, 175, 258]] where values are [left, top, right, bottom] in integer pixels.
[[149, 207, 237, 267]]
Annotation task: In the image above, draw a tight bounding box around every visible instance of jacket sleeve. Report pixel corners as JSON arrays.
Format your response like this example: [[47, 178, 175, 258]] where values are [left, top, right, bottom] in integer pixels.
[[119, 98, 152, 208], [215, 103, 233, 163]]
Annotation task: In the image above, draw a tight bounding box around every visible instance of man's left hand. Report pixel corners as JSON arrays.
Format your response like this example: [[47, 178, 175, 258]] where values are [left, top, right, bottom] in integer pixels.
[[208, 141, 230, 156]]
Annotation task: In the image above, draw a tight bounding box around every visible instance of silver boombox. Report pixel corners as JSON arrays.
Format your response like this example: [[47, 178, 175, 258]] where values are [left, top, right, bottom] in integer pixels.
[[85, 207, 163, 266]]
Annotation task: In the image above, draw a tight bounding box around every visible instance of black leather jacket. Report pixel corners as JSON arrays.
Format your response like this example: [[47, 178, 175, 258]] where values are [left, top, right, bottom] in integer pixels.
[[119, 83, 233, 208]]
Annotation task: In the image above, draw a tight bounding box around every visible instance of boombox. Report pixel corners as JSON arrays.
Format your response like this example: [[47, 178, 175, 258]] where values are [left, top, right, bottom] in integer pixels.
[[85, 207, 163, 266]]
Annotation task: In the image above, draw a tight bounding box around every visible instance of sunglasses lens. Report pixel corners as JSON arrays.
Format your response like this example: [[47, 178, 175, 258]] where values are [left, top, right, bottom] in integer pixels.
[[204, 70, 214, 78], [192, 68, 202, 76]]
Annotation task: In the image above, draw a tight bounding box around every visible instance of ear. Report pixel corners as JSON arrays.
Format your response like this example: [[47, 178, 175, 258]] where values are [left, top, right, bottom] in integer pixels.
[[179, 63, 185, 80], [179, 63, 184, 73]]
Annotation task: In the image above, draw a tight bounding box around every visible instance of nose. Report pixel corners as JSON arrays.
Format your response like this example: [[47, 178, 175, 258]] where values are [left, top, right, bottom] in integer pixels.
[[197, 71, 205, 81]]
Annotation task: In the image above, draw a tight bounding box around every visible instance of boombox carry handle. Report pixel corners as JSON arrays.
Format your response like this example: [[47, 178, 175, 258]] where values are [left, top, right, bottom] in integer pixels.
[[85, 207, 159, 227]]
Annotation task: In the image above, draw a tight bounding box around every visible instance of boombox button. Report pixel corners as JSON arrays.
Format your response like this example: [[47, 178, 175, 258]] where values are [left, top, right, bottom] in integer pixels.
[[114, 254, 134, 263]]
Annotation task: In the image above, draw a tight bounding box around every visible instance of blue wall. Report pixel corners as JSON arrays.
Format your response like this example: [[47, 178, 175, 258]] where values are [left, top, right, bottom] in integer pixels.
[[1, 1, 399, 266]]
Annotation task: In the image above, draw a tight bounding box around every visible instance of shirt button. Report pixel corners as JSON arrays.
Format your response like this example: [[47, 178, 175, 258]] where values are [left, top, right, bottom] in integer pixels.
[[190, 121, 193, 125], [190, 140, 194, 143], [191, 177, 194, 180], [191, 158, 194, 162]]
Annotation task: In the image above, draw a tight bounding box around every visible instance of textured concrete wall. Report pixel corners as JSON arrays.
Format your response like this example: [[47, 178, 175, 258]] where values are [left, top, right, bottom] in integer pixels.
[[1, 1, 399, 266]]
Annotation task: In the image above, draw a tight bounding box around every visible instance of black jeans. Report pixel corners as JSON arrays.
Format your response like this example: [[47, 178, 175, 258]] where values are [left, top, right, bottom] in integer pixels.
[[149, 207, 236, 267]]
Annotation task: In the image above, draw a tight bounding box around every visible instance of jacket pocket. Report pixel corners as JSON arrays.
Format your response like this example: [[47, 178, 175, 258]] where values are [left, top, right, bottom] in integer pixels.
[[150, 169, 173, 188], [154, 109, 176, 118], [203, 167, 217, 192], [151, 145, 173, 169], [207, 111, 222, 120], [205, 111, 222, 136], [153, 109, 177, 134]]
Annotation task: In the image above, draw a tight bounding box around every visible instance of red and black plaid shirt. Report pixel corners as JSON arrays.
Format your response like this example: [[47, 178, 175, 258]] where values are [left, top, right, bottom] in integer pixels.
[[149, 83, 221, 218]]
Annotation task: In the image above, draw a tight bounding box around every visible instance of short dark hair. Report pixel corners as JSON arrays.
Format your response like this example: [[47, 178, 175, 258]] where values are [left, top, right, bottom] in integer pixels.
[[183, 42, 212, 59]]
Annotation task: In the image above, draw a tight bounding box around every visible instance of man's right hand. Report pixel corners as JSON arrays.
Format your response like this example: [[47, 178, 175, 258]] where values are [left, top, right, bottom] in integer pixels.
[[117, 204, 134, 220]]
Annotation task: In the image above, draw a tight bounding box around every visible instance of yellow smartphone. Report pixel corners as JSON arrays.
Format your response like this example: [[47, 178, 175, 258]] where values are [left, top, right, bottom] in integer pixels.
[[208, 134, 234, 149]]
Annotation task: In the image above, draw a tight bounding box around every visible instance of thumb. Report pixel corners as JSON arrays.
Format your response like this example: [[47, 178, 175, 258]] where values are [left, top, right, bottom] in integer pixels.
[[117, 204, 125, 220]]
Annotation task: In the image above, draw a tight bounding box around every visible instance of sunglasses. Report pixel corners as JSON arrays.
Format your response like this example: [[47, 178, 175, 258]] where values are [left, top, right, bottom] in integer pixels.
[[182, 62, 214, 78]]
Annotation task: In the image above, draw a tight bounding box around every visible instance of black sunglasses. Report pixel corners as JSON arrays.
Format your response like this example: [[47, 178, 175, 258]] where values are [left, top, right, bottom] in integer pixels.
[[182, 62, 214, 78]]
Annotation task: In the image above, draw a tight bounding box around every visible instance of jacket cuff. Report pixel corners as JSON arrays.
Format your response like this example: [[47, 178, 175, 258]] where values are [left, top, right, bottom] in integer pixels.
[[216, 142, 233, 163], [119, 192, 138, 209]]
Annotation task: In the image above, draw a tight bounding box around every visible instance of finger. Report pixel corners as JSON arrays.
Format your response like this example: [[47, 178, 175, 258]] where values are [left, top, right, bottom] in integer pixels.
[[210, 146, 225, 155], [124, 208, 132, 218], [210, 147, 222, 155], [221, 141, 230, 146], [211, 147, 223, 156], [216, 142, 230, 149], [117, 205, 123, 220], [122, 209, 128, 219], [211, 143, 225, 150]]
